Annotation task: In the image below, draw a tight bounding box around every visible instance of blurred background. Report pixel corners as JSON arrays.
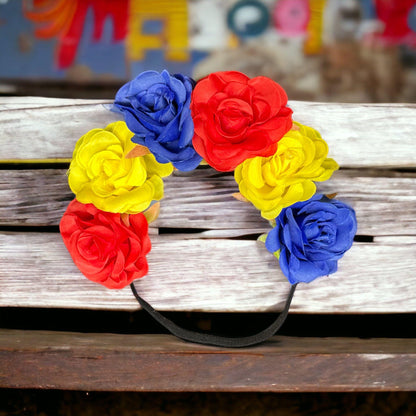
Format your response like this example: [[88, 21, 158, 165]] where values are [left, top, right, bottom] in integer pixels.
[[1, 1, 416, 414], [1, 0, 416, 102]]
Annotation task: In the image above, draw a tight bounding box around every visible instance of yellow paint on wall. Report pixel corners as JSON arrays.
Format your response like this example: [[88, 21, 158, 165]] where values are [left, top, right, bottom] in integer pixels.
[[304, 0, 326, 55], [228, 33, 240, 48], [127, 0, 189, 61]]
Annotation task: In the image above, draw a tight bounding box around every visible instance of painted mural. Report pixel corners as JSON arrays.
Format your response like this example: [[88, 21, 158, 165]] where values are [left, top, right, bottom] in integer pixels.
[[1, 0, 416, 102]]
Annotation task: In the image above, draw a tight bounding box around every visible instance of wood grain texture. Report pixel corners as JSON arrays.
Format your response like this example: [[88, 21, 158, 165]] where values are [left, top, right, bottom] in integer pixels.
[[1, 98, 415, 167], [1, 330, 415, 391], [0, 96, 107, 111], [1, 96, 414, 393], [0, 98, 119, 162], [1, 168, 415, 236], [0, 232, 415, 313]]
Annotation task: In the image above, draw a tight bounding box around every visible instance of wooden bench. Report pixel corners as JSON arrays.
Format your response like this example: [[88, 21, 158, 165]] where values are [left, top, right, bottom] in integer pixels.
[[0, 97, 415, 392]]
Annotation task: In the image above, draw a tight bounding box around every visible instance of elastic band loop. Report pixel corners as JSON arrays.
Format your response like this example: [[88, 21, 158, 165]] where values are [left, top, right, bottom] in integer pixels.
[[130, 283, 297, 348]]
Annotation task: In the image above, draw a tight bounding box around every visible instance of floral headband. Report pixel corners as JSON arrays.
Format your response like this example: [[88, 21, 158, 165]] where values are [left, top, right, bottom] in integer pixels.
[[60, 70, 357, 348]]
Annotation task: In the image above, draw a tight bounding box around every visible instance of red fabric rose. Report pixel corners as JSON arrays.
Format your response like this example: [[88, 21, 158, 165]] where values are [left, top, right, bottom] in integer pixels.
[[60, 199, 151, 289], [191, 71, 293, 172]]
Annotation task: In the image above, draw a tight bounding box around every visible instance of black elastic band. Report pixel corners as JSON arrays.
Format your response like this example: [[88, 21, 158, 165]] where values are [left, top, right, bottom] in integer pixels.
[[130, 283, 297, 348]]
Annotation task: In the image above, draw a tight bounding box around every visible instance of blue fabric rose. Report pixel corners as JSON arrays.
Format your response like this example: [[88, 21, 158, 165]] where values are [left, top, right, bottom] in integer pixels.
[[114, 70, 202, 171], [265, 194, 357, 284]]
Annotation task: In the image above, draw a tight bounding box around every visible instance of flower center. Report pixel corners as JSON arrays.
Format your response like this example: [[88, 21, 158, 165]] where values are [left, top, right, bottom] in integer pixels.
[[216, 98, 253, 138]]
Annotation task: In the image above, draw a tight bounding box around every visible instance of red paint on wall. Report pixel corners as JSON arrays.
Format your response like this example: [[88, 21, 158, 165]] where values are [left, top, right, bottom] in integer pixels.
[[24, 0, 129, 69], [374, 0, 416, 46]]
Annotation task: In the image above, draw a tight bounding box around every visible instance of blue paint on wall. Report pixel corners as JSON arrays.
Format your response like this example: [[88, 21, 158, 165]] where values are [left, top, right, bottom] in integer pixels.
[[75, 7, 127, 79], [0, 1, 64, 79], [142, 20, 164, 35], [0, 2, 207, 80], [359, 0, 376, 19]]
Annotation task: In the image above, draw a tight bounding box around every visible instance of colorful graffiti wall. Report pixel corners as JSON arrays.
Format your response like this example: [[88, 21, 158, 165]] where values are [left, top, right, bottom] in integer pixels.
[[1, 0, 416, 102]]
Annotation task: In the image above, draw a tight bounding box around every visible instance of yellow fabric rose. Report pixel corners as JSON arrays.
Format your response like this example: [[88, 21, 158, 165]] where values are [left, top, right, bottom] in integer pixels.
[[68, 121, 173, 214], [234, 122, 339, 220]]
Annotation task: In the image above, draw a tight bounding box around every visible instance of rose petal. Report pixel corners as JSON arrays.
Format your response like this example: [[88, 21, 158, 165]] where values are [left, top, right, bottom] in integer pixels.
[[265, 194, 356, 284], [60, 199, 152, 289]]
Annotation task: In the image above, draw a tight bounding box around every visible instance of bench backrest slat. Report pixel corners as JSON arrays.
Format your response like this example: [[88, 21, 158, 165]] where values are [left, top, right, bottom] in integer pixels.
[[1, 98, 415, 167]]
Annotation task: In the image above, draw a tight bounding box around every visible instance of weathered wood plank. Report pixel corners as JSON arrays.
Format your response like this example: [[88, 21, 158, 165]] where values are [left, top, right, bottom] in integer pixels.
[[0, 98, 415, 167], [291, 101, 416, 168], [0, 96, 107, 111], [0, 99, 120, 162], [0, 232, 414, 313], [1, 330, 415, 391], [1, 168, 415, 236]]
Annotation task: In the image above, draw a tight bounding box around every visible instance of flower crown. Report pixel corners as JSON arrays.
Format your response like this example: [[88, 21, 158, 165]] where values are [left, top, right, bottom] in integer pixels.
[[60, 70, 357, 347]]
